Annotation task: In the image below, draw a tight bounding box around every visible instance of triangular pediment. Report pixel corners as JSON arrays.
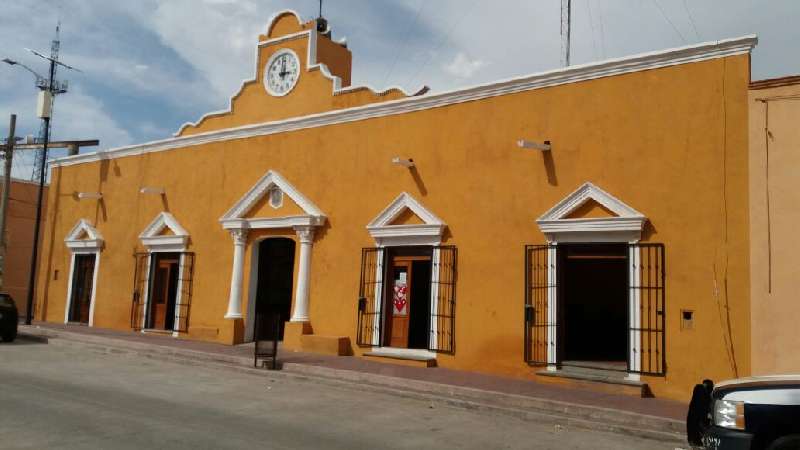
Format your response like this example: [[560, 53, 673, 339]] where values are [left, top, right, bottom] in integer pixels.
[[368, 192, 444, 228], [389, 208, 426, 226], [242, 186, 306, 219], [140, 212, 189, 250], [564, 198, 617, 219], [220, 170, 326, 230], [65, 219, 104, 250], [536, 182, 646, 241], [367, 193, 445, 246], [538, 182, 644, 222]]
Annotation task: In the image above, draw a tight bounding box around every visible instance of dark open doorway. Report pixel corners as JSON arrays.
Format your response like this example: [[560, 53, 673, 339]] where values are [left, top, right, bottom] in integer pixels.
[[255, 238, 296, 341], [146, 253, 180, 331], [68, 254, 96, 324], [383, 247, 432, 349], [561, 244, 628, 363]]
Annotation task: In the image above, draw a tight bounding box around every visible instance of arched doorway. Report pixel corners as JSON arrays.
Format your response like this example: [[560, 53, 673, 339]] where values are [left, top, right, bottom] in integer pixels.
[[254, 238, 296, 340]]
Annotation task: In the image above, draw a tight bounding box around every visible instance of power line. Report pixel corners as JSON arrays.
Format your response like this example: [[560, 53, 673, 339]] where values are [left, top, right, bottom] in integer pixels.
[[405, 0, 479, 89], [381, 0, 427, 87], [682, 0, 702, 40], [652, 0, 687, 44], [586, 0, 600, 59], [596, 1, 607, 59]]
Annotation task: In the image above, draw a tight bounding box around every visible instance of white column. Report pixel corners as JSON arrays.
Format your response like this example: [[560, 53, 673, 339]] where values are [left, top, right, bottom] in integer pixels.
[[291, 226, 315, 322], [225, 228, 248, 319]]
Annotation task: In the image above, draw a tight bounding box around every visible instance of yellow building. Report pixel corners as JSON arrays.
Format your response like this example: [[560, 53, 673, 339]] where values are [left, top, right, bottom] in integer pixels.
[[36, 10, 758, 401], [748, 75, 800, 376]]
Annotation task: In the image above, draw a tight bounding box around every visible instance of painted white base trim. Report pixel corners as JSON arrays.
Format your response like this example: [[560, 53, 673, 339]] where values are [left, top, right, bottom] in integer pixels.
[[370, 347, 437, 359]]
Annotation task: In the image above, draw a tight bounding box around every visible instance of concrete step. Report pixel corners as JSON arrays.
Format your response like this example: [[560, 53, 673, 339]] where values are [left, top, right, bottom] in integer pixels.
[[536, 365, 651, 398], [299, 334, 351, 356], [362, 348, 437, 368]]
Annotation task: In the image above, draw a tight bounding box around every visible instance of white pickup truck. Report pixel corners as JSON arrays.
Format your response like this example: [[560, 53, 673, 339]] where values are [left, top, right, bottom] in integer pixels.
[[687, 376, 800, 450]]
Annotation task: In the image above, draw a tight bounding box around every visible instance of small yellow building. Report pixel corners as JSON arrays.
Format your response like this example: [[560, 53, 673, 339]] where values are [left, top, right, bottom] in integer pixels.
[[748, 75, 800, 376], [36, 10, 758, 400]]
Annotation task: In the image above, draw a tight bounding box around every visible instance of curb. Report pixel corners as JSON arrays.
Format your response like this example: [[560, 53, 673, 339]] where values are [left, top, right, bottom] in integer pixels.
[[16, 331, 49, 343], [21, 326, 686, 445]]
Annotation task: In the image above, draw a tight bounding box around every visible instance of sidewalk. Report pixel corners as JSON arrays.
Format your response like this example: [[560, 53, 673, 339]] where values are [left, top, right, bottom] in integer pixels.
[[19, 322, 687, 444]]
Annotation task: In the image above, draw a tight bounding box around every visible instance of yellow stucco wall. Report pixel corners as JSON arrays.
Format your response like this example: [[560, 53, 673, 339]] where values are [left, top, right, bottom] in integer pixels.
[[748, 79, 800, 375], [36, 15, 753, 401]]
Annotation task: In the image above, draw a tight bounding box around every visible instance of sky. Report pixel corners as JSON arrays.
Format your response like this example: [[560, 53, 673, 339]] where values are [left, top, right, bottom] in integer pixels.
[[1, 0, 798, 179]]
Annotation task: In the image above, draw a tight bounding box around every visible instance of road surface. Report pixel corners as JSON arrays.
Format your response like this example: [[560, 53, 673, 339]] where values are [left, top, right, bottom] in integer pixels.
[[0, 339, 671, 449]]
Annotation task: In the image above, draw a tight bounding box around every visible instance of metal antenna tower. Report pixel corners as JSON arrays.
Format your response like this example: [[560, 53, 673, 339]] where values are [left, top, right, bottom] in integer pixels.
[[561, 0, 572, 67], [30, 24, 71, 181]]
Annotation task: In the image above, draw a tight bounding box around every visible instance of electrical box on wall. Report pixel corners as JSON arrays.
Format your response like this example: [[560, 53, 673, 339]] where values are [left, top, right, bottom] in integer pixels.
[[681, 310, 694, 330], [37, 91, 52, 118]]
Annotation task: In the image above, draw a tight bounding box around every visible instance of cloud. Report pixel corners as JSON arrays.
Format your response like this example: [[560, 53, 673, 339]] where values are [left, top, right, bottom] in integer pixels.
[[2, 0, 800, 172], [443, 52, 486, 79]]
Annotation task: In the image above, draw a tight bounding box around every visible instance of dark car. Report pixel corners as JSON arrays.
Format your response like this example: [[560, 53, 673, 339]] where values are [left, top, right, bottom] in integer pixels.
[[0, 294, 18, 342], [687, 376, 800, 450]]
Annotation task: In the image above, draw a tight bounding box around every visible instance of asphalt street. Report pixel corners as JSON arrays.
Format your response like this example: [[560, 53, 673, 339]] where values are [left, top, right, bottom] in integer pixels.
[[0, 339, 672, 449]]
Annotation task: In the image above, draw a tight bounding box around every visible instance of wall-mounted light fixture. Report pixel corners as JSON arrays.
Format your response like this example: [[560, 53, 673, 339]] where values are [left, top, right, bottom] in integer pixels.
[[139, 187, 165, 195], [77, 192, 103, 200], [392, 157, 415, 168], [517, 139, 552, 151]]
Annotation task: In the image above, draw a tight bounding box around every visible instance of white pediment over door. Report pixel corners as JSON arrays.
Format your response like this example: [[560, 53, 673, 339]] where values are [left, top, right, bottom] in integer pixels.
[[536, 182, 647, 243], [367, 192, 446, 247], [65, 219, 104, 250], [219, 170, 326, 230], [139, 212, 190, 250]]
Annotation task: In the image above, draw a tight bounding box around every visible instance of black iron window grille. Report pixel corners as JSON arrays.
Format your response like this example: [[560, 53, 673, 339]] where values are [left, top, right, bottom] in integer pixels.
[[523, 243, 666, 376], [130, 251, 195, 333], [356, 246, 457, 354]]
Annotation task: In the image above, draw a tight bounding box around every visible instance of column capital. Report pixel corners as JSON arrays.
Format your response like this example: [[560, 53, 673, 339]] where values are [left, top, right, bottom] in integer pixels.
[[229, 228, 248, 245], [294, 226, 315, 244]]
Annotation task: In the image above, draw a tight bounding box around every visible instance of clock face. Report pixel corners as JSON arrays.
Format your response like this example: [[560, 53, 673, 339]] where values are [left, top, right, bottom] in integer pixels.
[[265, 49, 300, 97]]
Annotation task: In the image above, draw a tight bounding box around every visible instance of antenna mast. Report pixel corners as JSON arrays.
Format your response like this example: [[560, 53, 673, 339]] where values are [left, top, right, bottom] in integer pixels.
[[31, 24, 70, 181], [561, 0, 571, 67]]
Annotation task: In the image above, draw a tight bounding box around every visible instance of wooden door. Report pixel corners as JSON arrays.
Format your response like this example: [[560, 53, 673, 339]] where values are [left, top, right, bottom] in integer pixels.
[[388, 260, 412, 348], [69, 254, 96, 324], [149, 257, 179, 330]]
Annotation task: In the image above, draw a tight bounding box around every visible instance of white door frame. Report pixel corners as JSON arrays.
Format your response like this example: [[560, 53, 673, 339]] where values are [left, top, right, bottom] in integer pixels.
[[536, 182, 647, 379], [64, 250, 101, 326], [366, 192, 447, 354], [138, 212, 190, 336], [63, 219, 104, 326]]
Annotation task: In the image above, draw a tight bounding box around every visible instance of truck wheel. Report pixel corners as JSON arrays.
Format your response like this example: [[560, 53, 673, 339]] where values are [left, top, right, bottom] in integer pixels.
[[1, 330, 15, 342], [767, 435, 800, 450]]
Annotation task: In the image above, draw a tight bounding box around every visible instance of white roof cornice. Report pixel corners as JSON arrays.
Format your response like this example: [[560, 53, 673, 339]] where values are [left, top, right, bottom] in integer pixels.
[[51, 35, 757, 169]]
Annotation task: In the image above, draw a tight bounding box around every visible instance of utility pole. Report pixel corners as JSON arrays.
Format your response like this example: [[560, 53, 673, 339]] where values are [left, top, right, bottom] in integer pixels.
[[0, 114, 17, 291], [3, 24, 78, 325], [561, 0, 572, 67]]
